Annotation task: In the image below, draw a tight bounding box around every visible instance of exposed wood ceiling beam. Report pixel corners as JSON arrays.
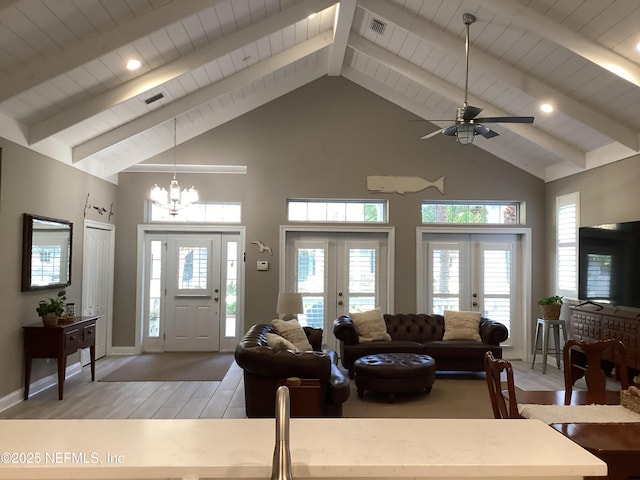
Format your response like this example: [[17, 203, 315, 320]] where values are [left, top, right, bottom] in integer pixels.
[[0, 0, 216, 103], [28, 0, 336, 145], [74, 31, 333, 163], [365, 0, 639, 152], [327, 0, 357, 75], [482, 0, 640, 89], [349, 34, 586, 168]]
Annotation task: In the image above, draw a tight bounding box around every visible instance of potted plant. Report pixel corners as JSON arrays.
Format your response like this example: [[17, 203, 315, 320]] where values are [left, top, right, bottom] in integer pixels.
[[538, 295, 563, 320], [36, 290, 66, 326]]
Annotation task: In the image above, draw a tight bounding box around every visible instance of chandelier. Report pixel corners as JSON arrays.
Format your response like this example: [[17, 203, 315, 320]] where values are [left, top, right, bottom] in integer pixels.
[[150, 118, 198, 216]]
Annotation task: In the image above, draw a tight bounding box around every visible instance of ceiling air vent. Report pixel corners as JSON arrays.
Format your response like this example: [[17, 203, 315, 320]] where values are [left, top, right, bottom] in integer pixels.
[[370, 18, 386, 35], [144, 93, 164, 104]]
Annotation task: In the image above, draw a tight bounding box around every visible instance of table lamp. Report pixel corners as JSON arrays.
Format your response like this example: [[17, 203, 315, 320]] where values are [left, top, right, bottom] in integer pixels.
[[276, 292, 303, 321]]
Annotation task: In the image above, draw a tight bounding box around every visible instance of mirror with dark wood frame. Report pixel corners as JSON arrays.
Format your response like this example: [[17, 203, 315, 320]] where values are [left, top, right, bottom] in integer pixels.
[[21, 213, 73, 292]]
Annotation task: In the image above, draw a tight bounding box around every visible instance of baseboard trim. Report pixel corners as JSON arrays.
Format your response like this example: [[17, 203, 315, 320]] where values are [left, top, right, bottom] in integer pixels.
[[0, 362, 83, 413], [110, 346, 136, 355]]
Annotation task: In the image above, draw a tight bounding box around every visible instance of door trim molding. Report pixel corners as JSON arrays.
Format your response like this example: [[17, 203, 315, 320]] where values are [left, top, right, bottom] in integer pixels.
[[279, 225, 395, 313], [83, 219, 115, 357], [136, 224, 246, 354], [416, 226, 532, 360]]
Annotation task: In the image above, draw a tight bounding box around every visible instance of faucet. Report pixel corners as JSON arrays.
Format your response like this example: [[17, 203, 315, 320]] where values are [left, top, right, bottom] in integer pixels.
[[271, 385, 293, 480]]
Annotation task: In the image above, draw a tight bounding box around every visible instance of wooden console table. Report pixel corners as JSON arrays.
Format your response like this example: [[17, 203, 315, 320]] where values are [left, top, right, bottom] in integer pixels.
[[23, 316, 98, 400], [570, 306, 639, 372]]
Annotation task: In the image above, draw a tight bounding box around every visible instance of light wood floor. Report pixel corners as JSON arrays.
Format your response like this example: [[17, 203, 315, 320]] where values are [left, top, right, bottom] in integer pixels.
[[0, 354, 579, 420]]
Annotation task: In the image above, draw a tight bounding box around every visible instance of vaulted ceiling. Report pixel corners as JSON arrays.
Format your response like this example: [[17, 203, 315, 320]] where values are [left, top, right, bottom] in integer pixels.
[[2, 0, 640, 183]]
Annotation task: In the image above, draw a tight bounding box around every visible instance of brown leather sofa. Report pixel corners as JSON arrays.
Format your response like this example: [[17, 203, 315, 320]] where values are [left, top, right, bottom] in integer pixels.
[[333, 313, 509, 376], [235, 323, 351, 417]]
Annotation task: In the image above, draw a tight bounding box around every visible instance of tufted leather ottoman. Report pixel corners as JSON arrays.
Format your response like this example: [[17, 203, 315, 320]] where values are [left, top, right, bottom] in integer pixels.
[[353, 353, 436, 403]]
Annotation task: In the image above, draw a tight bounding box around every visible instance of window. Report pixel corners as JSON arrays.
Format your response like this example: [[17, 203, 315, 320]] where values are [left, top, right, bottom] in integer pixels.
[[149, 202, 241, 222], [556, 192, 579, 297], [287, 199, 387, 223], [421, 202, 519, 224]]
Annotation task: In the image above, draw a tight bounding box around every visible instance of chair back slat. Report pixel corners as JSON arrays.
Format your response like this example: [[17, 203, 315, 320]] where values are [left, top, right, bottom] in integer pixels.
[[484, 352, 520, 419]]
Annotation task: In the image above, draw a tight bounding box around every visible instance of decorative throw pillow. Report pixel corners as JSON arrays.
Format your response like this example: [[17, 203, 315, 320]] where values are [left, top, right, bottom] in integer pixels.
[[265, 332, 299, 352], [443, 310, 482, 341], [270, 319, 313, 351], [350, 308, 391, 342]]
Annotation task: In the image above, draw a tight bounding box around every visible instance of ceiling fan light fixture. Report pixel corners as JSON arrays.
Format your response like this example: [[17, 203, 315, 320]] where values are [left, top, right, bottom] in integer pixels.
[[456, 124, 475, 145]]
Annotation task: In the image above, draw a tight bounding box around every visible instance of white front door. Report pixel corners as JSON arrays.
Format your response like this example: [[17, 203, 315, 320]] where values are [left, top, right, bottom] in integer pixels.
[[164, 235, 221, 351], [421, 232, 522, 355], [142, 232, 242, 352], [285, 232, 389, 350], [82, 221, 115, 361]]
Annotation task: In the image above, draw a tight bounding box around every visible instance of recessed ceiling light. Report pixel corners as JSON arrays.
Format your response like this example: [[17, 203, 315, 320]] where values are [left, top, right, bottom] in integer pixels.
[[540, 103, 554, 113], [126, 59, 141, 71], [636, 42, 640, 53]]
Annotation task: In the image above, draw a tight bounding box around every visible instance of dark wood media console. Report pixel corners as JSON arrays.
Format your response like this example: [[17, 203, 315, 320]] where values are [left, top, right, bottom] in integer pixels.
[[570, 306, 640, 374]]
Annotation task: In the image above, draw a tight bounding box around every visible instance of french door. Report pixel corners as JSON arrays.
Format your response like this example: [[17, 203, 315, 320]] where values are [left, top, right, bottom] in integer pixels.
[[284, 230, 390, 350], [141, 232, 242, 352], [420, 231, 525, 356]]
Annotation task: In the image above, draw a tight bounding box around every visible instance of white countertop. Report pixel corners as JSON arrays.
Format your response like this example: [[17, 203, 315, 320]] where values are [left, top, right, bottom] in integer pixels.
[[0, 418, 606, 480]]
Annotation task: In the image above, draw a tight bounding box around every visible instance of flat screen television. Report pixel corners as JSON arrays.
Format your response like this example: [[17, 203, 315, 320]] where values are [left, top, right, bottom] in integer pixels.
[[578, 220, 640, 309]]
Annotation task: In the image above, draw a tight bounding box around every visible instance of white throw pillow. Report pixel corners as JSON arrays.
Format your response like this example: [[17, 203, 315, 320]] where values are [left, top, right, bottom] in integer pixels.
[[265, 332, 299, 352], [443, 310, 482, 341], [270, 319, 313, 351], [350, 308, 391, 342]]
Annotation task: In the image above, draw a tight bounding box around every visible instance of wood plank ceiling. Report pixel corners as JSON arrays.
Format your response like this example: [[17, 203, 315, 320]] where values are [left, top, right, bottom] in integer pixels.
[[1, 0, 640, 182]]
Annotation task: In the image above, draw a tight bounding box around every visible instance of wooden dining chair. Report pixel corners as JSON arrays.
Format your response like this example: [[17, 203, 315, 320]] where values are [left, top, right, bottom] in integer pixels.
[[484, 351, 521, 419], [563, 338, 630, 405]]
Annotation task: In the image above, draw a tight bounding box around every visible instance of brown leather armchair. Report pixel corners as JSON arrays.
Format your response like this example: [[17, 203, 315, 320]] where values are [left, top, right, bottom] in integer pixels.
[[235, 323, 350, 417]]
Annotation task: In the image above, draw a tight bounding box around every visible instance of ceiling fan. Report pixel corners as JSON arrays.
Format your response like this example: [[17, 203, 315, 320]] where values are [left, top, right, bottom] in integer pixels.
[[420, 13, 534, 145]]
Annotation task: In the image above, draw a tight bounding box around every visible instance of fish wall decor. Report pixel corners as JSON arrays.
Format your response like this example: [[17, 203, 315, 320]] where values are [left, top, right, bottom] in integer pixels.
[[367, 175, 446, 195]]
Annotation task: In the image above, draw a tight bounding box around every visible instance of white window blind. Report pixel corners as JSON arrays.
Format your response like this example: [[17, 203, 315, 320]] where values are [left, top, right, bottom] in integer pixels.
[[556, 193, 579, 297]]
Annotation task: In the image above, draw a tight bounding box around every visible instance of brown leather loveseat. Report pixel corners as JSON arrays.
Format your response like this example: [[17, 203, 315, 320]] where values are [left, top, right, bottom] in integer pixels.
[[235, 323, 351, 417], [333, 313, 509, 376]]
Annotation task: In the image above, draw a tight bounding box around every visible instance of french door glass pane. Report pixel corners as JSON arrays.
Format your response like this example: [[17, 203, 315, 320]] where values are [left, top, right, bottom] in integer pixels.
[[297, 248, 326, 328], [431, 248, 460, 314], [348, 248, 376, 312], [483, 249, 511, 332]]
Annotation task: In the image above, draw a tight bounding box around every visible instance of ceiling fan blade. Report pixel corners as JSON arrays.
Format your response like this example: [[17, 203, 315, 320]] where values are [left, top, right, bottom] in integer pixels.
[[475, 116, 534, 124], [420, 129, 444, 140], [442, 125, 458, 136], [461, 105, 483, 120], [420, 125, 457, 139], [409, 119, 455, 122], [475, 124, 499, 139]]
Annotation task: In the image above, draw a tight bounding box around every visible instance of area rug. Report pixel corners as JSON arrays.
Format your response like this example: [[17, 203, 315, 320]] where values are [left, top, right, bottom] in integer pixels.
[[343, 372, 494, 419], [99, 352, 235, 382]]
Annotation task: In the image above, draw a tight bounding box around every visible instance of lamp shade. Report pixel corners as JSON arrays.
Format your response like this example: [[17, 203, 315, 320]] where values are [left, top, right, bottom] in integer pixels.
[[276, 292, 303, 320]]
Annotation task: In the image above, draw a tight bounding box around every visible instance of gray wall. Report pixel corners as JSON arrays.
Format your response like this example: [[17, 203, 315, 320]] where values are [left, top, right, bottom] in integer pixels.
[[545, 154, 640, 292], [113, 76, 547, 347], [0, 140, 117, 398]]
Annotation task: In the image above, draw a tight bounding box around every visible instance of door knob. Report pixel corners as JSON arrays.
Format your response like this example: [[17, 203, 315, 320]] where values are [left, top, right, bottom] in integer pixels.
[[338, 301, 343, 306], [472, 301, 478, 307]]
